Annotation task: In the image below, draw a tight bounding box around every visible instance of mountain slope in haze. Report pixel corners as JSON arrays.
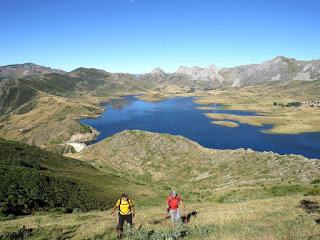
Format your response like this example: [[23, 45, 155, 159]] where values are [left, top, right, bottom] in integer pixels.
[[74, 130, 320, 194], [0, 63, 65, 78], [170, 56, 320, 86], [0, 64, 159, 116], [0, 69, 106, 116], [220, 56, 320, 86]]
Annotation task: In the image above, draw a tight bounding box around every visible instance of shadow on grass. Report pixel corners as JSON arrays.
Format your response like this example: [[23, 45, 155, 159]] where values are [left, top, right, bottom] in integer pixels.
[[299, 199, 320, 225]]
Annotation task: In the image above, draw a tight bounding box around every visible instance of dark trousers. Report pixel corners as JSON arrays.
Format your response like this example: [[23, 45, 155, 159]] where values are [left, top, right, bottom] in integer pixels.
[[118, 213, 133, 231]]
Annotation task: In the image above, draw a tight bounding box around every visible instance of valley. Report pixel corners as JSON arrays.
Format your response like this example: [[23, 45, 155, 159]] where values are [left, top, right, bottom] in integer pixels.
[[1, 58, 320, 153], [0, 58, 320, 239], [2, 0, 320, 239]]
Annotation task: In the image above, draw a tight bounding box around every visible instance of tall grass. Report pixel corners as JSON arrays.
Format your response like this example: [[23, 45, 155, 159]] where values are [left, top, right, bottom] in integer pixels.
[[1, 195, 319, 240]]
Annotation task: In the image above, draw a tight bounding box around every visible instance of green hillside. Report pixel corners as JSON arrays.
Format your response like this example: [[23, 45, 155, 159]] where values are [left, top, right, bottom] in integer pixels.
[[0, 138, 160, 218], [0, 132, 319, 239]]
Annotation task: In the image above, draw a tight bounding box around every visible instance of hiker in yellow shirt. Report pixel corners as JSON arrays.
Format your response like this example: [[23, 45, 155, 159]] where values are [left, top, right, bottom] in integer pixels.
[[111, 193, 135, 238]]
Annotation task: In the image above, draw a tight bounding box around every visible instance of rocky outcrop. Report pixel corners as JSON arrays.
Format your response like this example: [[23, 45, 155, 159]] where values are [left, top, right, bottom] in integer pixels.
[[66, 142, 87, 152], [175, 64, 223, 82], [220, 56, 320, 86], [67, 127, 99, 143]]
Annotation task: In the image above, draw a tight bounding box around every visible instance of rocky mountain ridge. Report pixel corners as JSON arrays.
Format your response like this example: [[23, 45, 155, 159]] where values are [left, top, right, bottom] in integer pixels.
[[2, 56, 319, 86], [0, 63, 65, 78], [175, 64, 223, 82], [171, 56, 320, 86]]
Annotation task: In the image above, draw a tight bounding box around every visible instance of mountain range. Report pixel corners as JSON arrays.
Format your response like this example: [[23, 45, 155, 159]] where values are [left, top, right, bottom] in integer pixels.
[[0, 56, 318, 115], [1, 56, 319, 86]]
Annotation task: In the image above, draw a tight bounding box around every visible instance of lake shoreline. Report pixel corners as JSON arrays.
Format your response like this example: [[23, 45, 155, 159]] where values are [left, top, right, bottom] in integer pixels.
[[79, 95, 320, 158]]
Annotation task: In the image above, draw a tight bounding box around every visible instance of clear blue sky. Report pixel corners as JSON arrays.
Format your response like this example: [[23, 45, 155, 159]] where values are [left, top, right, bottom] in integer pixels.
[[1, 0, 319, 73]]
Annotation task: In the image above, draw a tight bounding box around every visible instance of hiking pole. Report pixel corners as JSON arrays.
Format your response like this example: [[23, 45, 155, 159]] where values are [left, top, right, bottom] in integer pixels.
[[112, 213, 122, 239], [113, 214, 118, 229], [111, 212, 119, 230]]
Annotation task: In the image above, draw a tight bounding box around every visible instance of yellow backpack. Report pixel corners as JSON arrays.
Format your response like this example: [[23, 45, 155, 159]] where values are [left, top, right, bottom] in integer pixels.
[[118, 198, 133, 215]]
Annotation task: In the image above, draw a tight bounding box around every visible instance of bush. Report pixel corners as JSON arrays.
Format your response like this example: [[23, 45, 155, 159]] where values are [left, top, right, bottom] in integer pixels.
[[0, 168, 109, 216], [286, 102, 301, 107], [305, 188, 320, 196], [311, 179, 320, 184], [0, 226, 33, 240]]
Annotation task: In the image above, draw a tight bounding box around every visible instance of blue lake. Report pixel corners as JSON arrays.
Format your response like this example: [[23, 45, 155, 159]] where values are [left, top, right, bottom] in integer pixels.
[[80, 96, 320, 159]]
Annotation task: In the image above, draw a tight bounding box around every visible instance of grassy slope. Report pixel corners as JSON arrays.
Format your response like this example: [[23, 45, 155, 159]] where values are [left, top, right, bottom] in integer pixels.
[[0, 191, 319, 239], [0, 131, 319, 239], [0, 93, 105, 147], [0, 138, 162, 217]]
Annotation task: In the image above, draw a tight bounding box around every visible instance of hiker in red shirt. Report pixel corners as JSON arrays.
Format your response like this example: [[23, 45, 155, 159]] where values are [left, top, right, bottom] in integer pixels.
[[166, 190, 185, 224]]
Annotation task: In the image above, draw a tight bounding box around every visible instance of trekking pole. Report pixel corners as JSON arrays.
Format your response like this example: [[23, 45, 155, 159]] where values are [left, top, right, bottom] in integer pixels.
[[112, 213, 122, 239], [112, 212, 118, 230], [113, 215, 117, 225]]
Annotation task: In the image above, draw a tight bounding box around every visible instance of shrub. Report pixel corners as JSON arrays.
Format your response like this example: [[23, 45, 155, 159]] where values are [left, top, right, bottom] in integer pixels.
[[311, 179, 320, 184], [305, 188, 320, 196]]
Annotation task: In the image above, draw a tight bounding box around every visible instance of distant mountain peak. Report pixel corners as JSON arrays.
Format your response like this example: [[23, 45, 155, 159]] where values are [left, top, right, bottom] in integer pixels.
[[4, 62, 48, 69], [270, 56, 297, 63], [175, 65, 221, 82], [207, 64, 218, 70], [69, 67, 110, 79], [0, 63, 64, 77], [150, 67, 166, 75]]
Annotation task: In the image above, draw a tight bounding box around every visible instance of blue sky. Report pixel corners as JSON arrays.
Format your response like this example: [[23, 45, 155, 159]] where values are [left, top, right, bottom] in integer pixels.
[[1, 0, 320, 73]]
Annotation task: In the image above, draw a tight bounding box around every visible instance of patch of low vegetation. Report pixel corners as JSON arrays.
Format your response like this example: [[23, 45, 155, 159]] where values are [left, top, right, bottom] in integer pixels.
[[0, 225, 33, 240], [120, 224, 216, 240], [311, 179, 320, 184], [273, 101, 301, 107], [305, 188, 320, 196]]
